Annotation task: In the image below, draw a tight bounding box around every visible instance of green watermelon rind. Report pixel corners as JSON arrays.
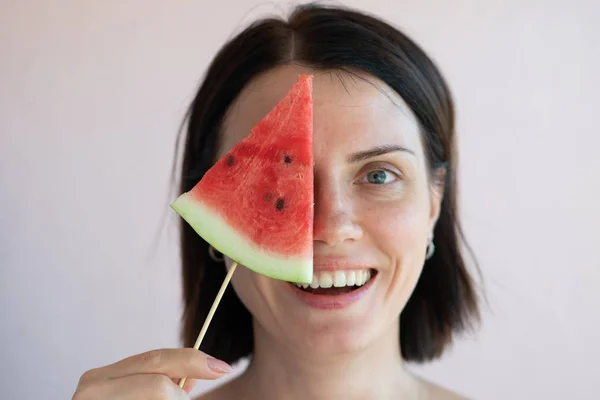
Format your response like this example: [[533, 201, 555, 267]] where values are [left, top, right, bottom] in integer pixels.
[[171, 192, 313, 284]]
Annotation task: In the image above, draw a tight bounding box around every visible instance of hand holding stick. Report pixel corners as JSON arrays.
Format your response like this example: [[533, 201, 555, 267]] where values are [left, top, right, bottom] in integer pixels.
[[178, 262, 238, 388]]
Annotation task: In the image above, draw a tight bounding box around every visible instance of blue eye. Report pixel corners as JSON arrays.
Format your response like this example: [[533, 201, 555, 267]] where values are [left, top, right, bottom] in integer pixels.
[[366, 169, 394, 184]]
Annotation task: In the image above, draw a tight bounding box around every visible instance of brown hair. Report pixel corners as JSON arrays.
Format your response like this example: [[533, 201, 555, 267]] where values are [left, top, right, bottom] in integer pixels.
[[173, 2, 481, 365]]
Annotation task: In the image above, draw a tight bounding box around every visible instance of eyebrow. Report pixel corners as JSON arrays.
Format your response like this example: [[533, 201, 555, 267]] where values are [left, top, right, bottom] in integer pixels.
[[347, 144, 415, 163]]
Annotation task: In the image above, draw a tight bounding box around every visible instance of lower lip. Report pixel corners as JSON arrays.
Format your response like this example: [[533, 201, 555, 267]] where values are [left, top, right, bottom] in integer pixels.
[[288, 272, 376, 310]]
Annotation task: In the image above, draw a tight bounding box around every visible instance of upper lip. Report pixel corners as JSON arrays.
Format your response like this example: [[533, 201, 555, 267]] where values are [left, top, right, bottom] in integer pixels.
[[312, 256, 376, 272]]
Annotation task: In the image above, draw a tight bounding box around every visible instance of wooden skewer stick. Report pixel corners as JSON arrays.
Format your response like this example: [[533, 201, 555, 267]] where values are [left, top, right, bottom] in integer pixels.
[[178, 262, 238, 389]]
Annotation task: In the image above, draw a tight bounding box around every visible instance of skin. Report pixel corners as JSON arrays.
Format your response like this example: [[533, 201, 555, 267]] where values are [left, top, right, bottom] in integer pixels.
[[72, 65, 465, 400], [203, 65, 460, 399]]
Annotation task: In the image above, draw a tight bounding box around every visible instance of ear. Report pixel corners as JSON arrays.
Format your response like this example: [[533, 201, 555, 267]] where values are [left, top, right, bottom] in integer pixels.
[[427, 165, 446, 236]]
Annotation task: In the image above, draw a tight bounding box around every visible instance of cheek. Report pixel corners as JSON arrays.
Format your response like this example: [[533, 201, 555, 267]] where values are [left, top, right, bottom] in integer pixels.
[[227, 259, 260, 309], [227, 259, 278, 322], [364, 197, 430, 259], [363, 198, 430, 308]]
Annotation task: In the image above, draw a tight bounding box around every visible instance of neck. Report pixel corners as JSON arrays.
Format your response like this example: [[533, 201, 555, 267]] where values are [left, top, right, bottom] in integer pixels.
[[237, 319, 421, 400]]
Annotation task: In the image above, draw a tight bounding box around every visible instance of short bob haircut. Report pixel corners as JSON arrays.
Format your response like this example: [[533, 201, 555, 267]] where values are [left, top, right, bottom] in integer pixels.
[[174, 2, 481, 364]]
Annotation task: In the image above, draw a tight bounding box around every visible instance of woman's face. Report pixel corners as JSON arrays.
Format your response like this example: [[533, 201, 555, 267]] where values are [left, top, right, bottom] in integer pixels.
[[217, 66, 443, 356]]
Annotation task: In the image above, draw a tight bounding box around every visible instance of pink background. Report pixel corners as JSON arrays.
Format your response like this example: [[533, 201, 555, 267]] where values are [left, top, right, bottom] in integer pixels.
[[1, 0, 599, 399]]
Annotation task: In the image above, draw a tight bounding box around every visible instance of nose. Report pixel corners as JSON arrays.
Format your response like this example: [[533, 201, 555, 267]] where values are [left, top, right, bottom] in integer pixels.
[[313, 176, 363, 247]]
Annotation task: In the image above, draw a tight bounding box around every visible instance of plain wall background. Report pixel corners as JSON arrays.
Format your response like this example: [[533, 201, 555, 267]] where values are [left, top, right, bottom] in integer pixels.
[[1, 0, 599, 399]]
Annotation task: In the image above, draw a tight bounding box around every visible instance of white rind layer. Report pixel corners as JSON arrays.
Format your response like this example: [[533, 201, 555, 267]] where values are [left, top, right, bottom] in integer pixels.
[[171, 192, 313, 284]]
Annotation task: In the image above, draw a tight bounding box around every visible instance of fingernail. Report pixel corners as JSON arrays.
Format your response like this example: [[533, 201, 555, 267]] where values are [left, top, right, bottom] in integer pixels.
[[206, 356, 233, 373]]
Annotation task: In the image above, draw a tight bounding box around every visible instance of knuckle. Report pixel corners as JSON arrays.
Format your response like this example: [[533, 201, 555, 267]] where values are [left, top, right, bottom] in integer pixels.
[[141, 349, 164, 368], [72, 369, 101, 400], [71, 384, 97, 400], [78, 368, 98, 384]]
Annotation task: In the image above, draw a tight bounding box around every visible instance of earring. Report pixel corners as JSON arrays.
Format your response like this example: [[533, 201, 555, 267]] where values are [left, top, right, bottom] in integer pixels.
[[425, 239, 435, 260], [208, 246, 224, 262]]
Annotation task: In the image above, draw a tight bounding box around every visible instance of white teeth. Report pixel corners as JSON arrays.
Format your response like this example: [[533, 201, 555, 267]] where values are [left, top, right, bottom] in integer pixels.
[[333, 271, 346, 287], [356, 270, 363, 285], [294, 269, 374, 289], [319, 272, 333, 288], [310, 275, 319, 289], [346, 271, 356, 286]]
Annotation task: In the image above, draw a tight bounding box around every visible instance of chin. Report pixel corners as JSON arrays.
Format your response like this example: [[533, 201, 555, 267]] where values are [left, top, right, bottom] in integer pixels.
[[274, 271, 394, 356], [296, 314, 385, 356], [233, 262, 407, 358]]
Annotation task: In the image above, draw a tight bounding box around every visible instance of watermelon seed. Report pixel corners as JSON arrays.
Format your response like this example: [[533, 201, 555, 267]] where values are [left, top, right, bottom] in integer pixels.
[[226, 155, 235, 167], [275, 198, 285, 211], [283, 155, 292, 164]]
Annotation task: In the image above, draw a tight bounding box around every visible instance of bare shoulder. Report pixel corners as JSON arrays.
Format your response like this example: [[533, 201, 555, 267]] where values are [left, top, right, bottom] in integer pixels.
[[420, 379, 470, 400]]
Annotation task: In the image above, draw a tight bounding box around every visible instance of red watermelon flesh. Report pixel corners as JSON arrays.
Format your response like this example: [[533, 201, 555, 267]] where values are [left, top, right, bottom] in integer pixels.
[[171, 75, 314, 284]]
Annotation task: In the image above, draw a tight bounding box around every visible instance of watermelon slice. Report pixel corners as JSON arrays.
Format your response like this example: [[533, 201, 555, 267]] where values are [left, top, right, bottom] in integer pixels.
[[171, 75, 314, 284]]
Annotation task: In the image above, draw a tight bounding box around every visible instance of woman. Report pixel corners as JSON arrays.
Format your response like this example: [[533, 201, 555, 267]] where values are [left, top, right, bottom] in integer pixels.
[[73, 3, 481, 399]]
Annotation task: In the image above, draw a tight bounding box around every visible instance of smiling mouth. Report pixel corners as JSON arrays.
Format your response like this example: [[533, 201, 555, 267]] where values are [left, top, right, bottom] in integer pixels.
[[292, 269, 377, 295]]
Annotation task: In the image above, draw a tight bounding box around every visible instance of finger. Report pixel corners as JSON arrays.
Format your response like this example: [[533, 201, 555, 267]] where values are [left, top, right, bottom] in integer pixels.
[[108, 373, 191, 400], [183, 378, 197, 394], [94, 348, 231, 381], [171, 377, 197, 394]]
